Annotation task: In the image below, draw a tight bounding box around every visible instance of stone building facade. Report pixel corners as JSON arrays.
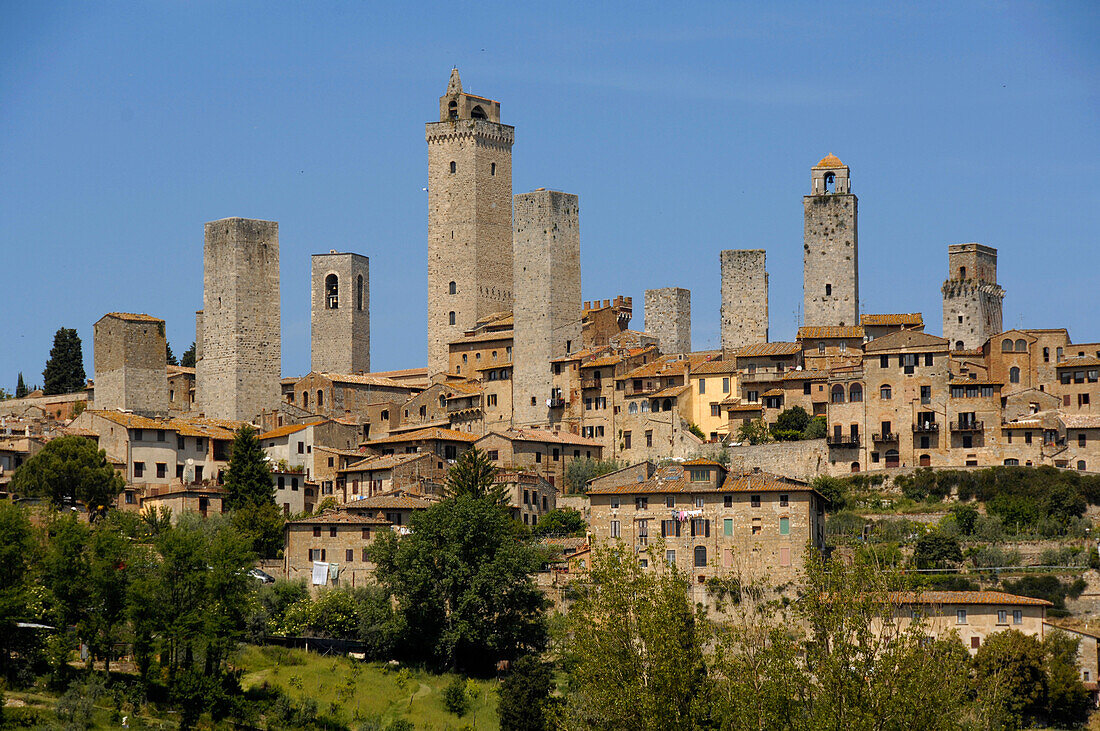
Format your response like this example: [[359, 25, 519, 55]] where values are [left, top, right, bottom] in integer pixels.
[[644, 287, 691, 354], [311, 251, 370, 374], [582, 296, 632, 348], [720, 249, 768, 352], [942, 243, 1004, 351], [283, 510, 391, 593], [803, 154, 859, 327], [93, 312, 169, 416], [426, 69, 514, 375], [512, 189, 582, 428], [197, 217, 281, 422]]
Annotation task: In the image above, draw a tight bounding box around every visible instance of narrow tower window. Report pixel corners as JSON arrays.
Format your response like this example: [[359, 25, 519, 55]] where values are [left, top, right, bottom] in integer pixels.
[[825, 283, 832, 296], [450, 161, 456, 174], [448, 100, 457, 120], [824, 172, 835, 193], [959, 266, 967, 279], [449, 311, 456, 326], [325, 274, 339, 309], [357, 275, 364, 311], [490, 162, 496, 176], [449, 281, 456, 295]]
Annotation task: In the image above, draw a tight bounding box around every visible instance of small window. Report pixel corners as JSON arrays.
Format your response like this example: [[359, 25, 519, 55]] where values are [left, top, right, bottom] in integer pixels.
[[1014, 339, 1027, 352], [325, 274, 339, 309], [1001, 339, 1013, 352], [1009, 367, 1020, 384], [610, 520, 621, 538], [357, 275, 364, 311], [490, 162, 496, 175], [956, 609, 967, 624], [997, 610, 1007, 624], [449, 161, 456, 174], [449, 311, 456, 326], [1013, 610, 1022, 624], [880, 384, 892, 400], [449, 281, 456, 295], [825, 284, 832, 296], [694, 545, 707, 567]]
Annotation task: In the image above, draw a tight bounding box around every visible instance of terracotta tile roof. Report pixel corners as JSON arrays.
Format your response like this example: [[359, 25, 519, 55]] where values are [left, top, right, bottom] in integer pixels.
[[762, 388, 784, 397], [815, 153, 845, 168], [952, 348, 986, 357], [1058, 355, 1100, 368], [691, 359, 737, 375], [588, 465, 807, 495], [100, 312, 163, 323], [948, 379, 1002, 387], [551, 347, 606, 363], [480, 428, 602, 448], [1062, 414, 1100, 430], [258, 420, 326, 440], [860, 313, 923, 327], [540, 536, 588, 551], [720, 470, 809, 492], [365, 426, 480, 445], [681, 458, 722, 467], [63, 426, 100, 438], [781, 369, 828, 381], [319, 373, 415, 388], [724, 402, 762, 412], [87, 410, 167, 430], [863, 329, 950, 352], [620, 355, 693, 380], [1001, 421, 1041, 430], [797, 326, 865, 340], [341, 452, 431, 473], [285, 509, 392, 526], [344, 494, 433, 510], [889, 591, 1053, 607], [582, 355, 623, 368], [167, 365, 196, 376], [169, 417, 240, 440], [735, 342, 801, 357], [473, 311, 513, 328], [649, 384, 690, 400], [452, 329, 514, 345], [366, 367, 430, 380], [445, 381, 484, 395], [474, 361, 512, 371]]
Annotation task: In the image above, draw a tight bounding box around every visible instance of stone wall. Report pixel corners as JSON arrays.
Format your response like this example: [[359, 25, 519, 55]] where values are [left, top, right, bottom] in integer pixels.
[[512, 189, 582, 428], [803, 190, 859, 327], [644, 287, 691, 354], [198, 218, 281, 422], [311, 252, 370, 373], [93, 313, 168, 416], [720, 249, 768, 352], [720, 439, 830, 481]]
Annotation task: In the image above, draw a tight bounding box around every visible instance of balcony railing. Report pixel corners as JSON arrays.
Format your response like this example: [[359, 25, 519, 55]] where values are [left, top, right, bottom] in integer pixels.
[[827, 434, 861, 447], [580, 379, 604, 390], [913, 422, 940, 433], [872, 432, 898, 443], [951, 420, 984, 433], [548, 397, 566, 409]]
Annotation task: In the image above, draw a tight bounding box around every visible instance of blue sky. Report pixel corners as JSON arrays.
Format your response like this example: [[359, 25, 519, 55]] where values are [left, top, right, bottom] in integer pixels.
[[1, 1, 1097, 389]]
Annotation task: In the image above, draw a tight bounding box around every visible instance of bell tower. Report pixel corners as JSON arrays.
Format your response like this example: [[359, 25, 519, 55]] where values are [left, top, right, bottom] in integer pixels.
[[425, 69, 514, 375], [803, 154, 859, 327]]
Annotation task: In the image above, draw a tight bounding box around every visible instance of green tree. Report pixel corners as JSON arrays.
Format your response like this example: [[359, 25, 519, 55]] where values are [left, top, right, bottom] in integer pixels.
[[736, 418, 770, 445], [9, 435, 124, 512], [771, 406, 810, 440], [688, 423, 706, 440], [0, 501, 40, 681], [42, 327, 86, 395], [802, 414, 827, 439], [532, 507, 586, 536], [444, 447, 507, 504], [972, 630, 1047, 729], [181, 342, 197, 368], [1041, 630, 1091, 727], [811, 475, 848, 512], [560, 546, 711, 730], [369, 495, 547, 675], [950, 503, 979, 535], [498, 654, 555, 731], [15, 372, 28, 398], [223, 426, 274, 510], [166, 341, 178, 366], [912, 531, 962, 569], [442, 676, 470, 716], [566, 457, 624, 493]]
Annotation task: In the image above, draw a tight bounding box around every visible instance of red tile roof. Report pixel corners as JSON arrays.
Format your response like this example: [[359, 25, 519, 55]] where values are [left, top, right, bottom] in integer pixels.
[[735, 342, 801, 357], [889, 591, 1052, 607]]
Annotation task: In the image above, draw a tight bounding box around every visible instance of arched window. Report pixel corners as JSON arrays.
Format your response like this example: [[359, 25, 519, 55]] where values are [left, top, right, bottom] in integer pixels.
[[1001, 339, 1013, 352], [831, 385, 845, 403], [317, 390, 324, 407], [850, 462, 860, 473], [694, 545, 707, 567], [439, 395, 446, 408], [629, 402, 638, 414], [471, 105, 487, 119], [449, 311, 456, 326], [641, 401, 649, 413], [885, 449, 900, 468], [448, 100, 458, 120], [449, 281, 456, 295], [880, 384, 892, 400], [651, 400, 660, 413], [302, 391, 309, 408], [449, 161, 456, 174], [824, 172, 835, 193], [357, 275, 364, 311], [1009, 367, 1021, 384], [663, 398, 672, 412], [849, 384, 863, 402], [955, 341, 964, 350], [1014, 339, 1027, 352], [325, 274, 339, 309]]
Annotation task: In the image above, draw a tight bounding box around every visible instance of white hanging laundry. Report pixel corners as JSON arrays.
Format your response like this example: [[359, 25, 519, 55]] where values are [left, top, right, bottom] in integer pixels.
[[312, 561, 329, 585]]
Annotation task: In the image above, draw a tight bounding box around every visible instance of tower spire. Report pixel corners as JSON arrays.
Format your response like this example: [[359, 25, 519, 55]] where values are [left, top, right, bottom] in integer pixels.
[[447, 67, 462, 95]]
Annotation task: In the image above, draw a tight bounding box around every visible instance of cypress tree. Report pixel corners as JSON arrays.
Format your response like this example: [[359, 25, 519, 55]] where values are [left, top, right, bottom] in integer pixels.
[[180, 342, 196, 368], [166, 342, 178, 366], [42, 328, 86, 395], [15, 372, 27, 398], [223, 426, 274, 510]]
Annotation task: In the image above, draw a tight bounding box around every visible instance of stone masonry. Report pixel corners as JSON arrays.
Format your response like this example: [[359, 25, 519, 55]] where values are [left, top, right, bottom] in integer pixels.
[[93, 312, 169, 416], [645, 287, 691, 354], [720, 249, 768, 352], [197, 217, 281, 422], [803, 154, 859, 327], [512, 189, 582, 428], [311, 251, 370, 373], [942, 243, 1004, 351], [426, 69, 514, 375]]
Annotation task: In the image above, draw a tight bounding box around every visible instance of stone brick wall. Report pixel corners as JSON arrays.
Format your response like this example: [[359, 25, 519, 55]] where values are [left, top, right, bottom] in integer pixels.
[[720, 250, 768, 352], [644, 287, 691, 354], [426, 98, 515, 375], [93, 313, 169, 415], [803, 179, 859, 327], [198, 218, 281, 422], [942, 246, 1004, 351], [721, 440, 830, 481], [311, 252, 370, 373], [513, 189, 582, 428]]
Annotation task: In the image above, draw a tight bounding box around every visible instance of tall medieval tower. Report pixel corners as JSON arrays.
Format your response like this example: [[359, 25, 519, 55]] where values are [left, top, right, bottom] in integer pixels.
[[803, 154, 859, 327], [426, 69, 514, 375], [942, 243, 1004, 351], [311, 251, 370, 374]]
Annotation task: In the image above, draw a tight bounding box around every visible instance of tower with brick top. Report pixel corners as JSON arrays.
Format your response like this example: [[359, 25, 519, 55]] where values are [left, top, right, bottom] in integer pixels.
[[803, 154, 859, 327]]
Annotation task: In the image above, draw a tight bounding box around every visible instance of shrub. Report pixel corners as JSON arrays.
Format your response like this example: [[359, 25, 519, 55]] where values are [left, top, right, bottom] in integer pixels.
[[967, 545, 1020, 569], [812, 476, 848, 512], [912, 532, 962, 569], [442, 676, 470, 716]]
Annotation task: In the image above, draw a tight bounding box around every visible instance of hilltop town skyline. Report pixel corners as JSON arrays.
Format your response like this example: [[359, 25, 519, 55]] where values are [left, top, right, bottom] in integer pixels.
[[2, 3, 1097, 387]]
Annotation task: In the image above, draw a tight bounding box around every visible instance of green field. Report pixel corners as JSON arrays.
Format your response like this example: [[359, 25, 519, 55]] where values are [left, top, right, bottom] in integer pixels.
[[237, 645, 501, 730]]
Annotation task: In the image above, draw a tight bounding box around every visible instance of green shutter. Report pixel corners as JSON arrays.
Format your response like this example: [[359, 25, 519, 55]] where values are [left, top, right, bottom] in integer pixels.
[[780, 517, 790, 535], [723, 518, 733, 536]]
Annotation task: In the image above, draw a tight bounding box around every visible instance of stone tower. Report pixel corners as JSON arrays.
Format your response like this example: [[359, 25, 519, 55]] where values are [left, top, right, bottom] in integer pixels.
[[941, 243, 1004, 351], [803, 154, 859, 327], [426, 69, 514, 375], [720, 249, 768, 351], [93, 312, 169, 415], [197, 217, 281, 422], [311, 251, 370, 374], [645, 288, 692, 354], [512, 189, 582, 427]]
